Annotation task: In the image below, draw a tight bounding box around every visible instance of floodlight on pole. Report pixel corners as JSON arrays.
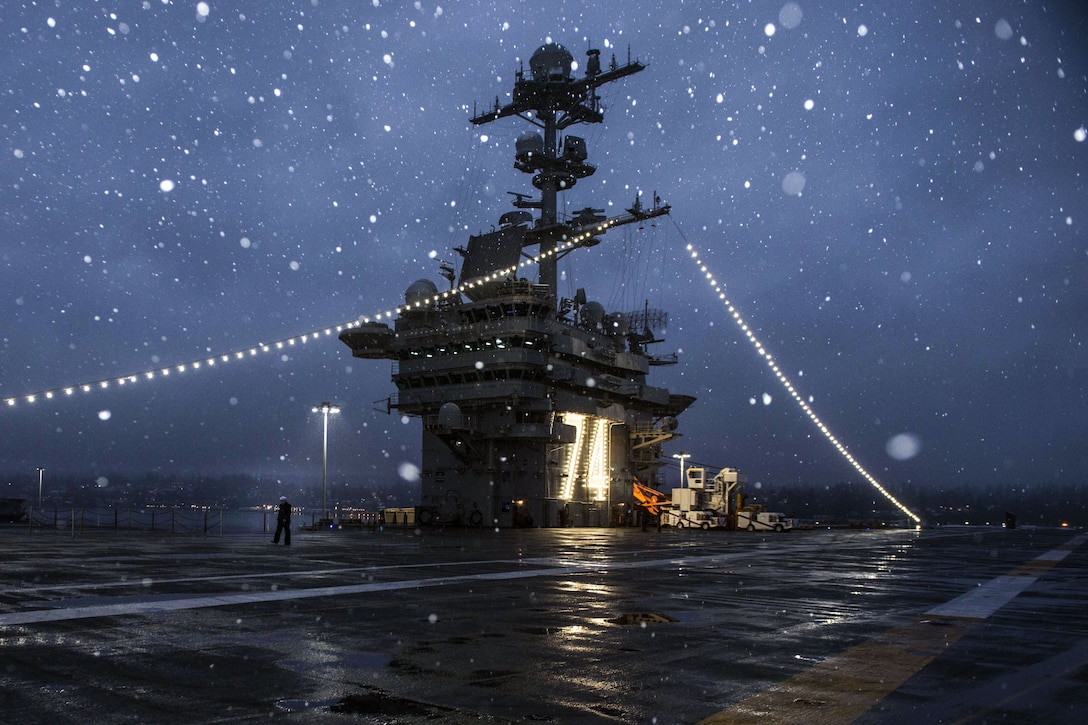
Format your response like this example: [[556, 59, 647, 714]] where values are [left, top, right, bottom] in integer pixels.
[[312, 402, 340, 522], [672, 452, 691, 487]]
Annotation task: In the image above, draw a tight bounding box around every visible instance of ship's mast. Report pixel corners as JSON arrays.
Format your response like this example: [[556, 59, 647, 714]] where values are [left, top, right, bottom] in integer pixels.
[[471, 43, 666, 306], [538, 106, 559, 293]]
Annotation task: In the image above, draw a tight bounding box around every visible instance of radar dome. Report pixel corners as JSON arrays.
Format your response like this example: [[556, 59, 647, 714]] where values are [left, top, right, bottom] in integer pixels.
[[405, 278, 438, 307], [515, 131, 544, 163], [499, 210, 533, 228], [530, 43, 573, 82], [438, 402, 464, 429], [582, 301, 605, 327]]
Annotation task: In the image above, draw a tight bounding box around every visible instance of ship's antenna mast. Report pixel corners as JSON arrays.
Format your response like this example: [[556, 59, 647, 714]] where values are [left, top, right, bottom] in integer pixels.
[[470, 43, 656, 308]]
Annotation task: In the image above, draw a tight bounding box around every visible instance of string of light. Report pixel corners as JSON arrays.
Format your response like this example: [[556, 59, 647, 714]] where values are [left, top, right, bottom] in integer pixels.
[[2, 328, 345, 409], [2, 220, 613, 411], [4, 218, 921, 524], [683, 242, 922, 524]]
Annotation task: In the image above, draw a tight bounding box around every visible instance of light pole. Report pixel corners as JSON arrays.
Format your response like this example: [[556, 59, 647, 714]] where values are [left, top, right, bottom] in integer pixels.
[[312, 402, 339, 522], [672, 452, 691, 487], [36, 467, 44, 508]]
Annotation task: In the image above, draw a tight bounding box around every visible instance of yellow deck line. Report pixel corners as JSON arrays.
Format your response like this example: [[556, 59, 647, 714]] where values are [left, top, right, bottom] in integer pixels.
[[699, 534, 1086, 724]]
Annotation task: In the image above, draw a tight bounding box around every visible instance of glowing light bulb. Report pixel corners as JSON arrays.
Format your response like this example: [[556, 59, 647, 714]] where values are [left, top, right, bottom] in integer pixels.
[[686, 242, 921, 523]]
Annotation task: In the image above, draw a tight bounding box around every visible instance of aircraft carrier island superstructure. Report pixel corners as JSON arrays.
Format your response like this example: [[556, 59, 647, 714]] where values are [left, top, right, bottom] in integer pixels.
[[340, 42, 694, 527]]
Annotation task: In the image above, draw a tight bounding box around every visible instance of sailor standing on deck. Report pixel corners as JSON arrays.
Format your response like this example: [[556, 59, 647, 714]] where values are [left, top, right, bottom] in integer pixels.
[[272, 496, 292, 546]]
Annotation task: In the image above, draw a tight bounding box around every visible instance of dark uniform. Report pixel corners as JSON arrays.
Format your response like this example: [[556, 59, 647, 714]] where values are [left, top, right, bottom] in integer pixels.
[[273, 497, 291, 545]]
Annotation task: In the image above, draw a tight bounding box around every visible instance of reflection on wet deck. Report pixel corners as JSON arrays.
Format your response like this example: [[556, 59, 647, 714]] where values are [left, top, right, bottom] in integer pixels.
[[0, 526, 1084, 723]]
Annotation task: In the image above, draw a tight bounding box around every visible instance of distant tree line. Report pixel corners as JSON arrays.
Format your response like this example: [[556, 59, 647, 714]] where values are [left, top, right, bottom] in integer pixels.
[[2, 471, 1083, 527], [0, 470, 420, 513], [757, 479, 1086, 528]]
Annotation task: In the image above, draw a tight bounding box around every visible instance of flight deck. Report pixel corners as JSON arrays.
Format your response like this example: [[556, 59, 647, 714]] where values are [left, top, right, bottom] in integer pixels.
[[1, 525, 1085, 723]]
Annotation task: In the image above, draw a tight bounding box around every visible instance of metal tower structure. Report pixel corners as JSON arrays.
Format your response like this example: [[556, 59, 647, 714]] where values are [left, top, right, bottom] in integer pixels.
[[340, 42, 692, 527], [470, 44, 667, 305]]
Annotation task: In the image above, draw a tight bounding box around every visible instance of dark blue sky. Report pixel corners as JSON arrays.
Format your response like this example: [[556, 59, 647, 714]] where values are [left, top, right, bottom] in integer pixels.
[[2, 1, 1086, 504]]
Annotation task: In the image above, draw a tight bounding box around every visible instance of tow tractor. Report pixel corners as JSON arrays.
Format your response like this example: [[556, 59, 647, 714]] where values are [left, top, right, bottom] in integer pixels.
[[736, 506, 795, 532]]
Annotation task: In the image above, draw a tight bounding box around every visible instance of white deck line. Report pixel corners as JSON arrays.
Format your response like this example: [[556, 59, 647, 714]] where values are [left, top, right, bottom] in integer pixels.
[[926, 534, 1086, 620], [0, 553, 727, 627], [925, 574, 1038, 620]]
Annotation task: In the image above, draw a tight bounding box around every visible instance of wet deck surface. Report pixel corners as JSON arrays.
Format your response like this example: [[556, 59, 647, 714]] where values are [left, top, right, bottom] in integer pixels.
[[1, 524, 1085, 723]]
